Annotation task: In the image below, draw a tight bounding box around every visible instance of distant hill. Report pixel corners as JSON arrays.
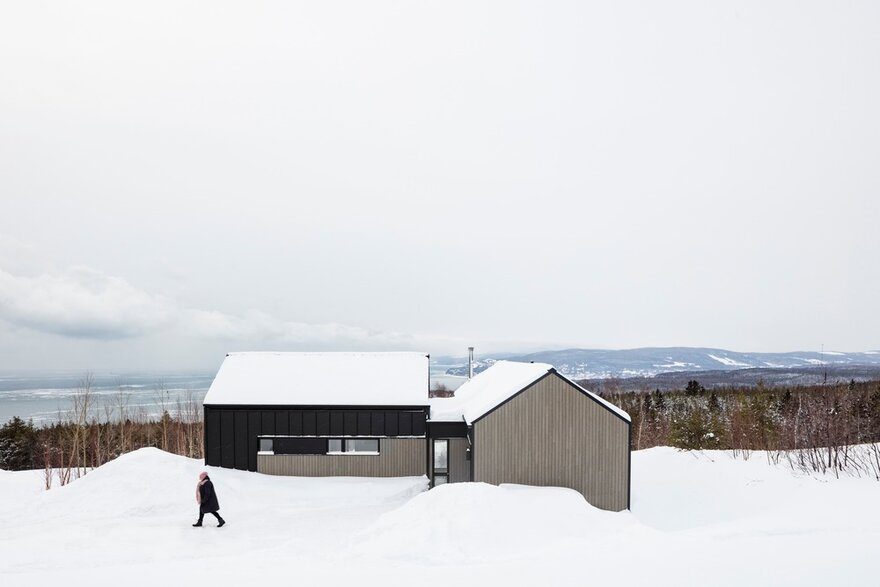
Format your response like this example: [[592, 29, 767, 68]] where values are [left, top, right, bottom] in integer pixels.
[[585, 364, 880, 392], [440, 347, 880, 383]]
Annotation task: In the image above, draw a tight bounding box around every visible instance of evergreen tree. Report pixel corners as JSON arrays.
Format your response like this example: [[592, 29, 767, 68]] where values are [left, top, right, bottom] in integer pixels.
[[708, 391, 721, 414], [642, 393, 655, 422], [868, 389, 880, 432], [670, 408, 719, 450], [652, 389, 666, 413], [780, 390, 793, 410], [0, 417, 37, 471], [684, 380, 706, 396]]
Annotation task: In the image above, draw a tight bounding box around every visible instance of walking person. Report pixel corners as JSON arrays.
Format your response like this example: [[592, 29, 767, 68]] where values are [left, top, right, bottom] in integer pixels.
[[193, 472, 225, 527]]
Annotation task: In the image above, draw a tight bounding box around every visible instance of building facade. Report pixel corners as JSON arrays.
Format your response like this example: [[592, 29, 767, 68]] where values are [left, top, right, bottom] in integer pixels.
[[203, 352, 631, 511]]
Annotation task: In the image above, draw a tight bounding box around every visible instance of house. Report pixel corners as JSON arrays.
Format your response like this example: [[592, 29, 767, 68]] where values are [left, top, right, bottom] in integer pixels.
[[203, 351, 631, 511]]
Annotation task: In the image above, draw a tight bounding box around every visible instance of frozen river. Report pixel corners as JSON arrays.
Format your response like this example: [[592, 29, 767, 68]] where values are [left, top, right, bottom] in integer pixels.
[[0, 368, 466, 425]]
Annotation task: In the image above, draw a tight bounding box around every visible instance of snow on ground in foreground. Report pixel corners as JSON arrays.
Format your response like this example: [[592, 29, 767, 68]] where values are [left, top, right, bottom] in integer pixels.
[[1, 448, 878, 586]]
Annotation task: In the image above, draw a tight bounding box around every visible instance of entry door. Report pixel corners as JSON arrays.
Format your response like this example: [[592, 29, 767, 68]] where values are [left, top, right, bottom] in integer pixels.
[[432, 439, 448, 486]]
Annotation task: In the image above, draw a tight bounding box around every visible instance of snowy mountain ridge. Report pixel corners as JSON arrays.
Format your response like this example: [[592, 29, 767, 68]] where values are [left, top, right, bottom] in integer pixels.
[[441, 347, 880, 380]]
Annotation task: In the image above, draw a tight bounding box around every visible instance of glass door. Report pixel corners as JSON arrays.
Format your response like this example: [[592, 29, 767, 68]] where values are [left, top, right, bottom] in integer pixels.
[[432, 439, 448, 486]]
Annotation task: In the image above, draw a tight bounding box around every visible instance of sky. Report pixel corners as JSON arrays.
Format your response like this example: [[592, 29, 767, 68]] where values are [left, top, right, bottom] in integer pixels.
[[0, 1, 878, 372]]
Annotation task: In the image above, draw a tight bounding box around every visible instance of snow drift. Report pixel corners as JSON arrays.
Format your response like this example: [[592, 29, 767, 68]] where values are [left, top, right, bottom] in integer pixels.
[[2, 447, 879, 585], [356, 482, 633, 564]]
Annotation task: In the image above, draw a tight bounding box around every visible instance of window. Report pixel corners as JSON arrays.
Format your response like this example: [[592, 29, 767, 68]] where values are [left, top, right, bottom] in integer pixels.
[[433, 439, 448, 470], [346, 439, 379, 453], [327, 438, 379, 454], [432, 439, 448, 487], [261, 437, 329, 455]]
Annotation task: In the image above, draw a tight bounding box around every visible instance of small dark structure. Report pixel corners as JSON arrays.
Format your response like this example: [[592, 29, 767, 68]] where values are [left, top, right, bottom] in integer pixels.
[[203, 352, 631, 511]]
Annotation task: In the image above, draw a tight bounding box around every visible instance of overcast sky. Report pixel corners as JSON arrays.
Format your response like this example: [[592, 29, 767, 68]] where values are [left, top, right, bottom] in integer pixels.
[[1, 1, 878, 372]]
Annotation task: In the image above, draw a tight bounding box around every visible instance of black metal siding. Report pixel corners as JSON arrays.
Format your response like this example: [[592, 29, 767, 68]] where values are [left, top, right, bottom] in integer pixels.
[[234, 411, 248, 470], [220, 410, 234, 468], [316, 411, 330, 436], [262, 411, 275, 436], [247, 411, 261, 471], [371, 412, 384, 435], [205, 409, 221, 466], [204, 406, 429, 472], [344, 411, 357, 435], [412, 415, 426, 437], [357, 412, 371, 435], [289, 411, 302, 435], [275, 410, 289, 435], [303, 411, 317, 435], [385, 411, 398, 435], [399, 412, 412, 435], [330, 411, 344, 435], [427, 421, 469, 438]]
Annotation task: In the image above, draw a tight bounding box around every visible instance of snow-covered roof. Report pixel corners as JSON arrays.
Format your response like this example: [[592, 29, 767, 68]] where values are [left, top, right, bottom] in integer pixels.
[[429, 360, 630, 423], [429, 361, 552, 422], [204, 352, 430, 406]]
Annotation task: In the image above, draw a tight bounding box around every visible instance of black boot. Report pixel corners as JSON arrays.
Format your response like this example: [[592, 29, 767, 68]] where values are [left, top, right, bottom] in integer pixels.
[[192, 521, 202, 527], [217, 517, 225, 527]]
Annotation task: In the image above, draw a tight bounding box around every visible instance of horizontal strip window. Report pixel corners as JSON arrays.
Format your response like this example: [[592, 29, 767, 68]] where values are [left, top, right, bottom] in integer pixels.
[[258, 437, 381, 456], [328, 438, 380, 455], [258, 437, 329, 455], [252, 434, 424, 439]]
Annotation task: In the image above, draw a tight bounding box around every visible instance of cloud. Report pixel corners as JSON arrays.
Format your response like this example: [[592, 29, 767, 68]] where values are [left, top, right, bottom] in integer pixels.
[[183, 308, 422, 348], [0, 266, 176, 339], [0, 264, 448, 349]]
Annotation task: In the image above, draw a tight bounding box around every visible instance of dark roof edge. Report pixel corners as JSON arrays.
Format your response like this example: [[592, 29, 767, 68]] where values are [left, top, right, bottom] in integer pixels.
[[204, 404, 430, 411], [548, 367, 632, 425], [470, 368, 631, 426], [469, 368, 555, 424]]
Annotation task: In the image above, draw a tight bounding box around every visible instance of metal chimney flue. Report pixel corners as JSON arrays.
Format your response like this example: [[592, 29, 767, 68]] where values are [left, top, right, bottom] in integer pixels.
[[467, 347, 475, 379]]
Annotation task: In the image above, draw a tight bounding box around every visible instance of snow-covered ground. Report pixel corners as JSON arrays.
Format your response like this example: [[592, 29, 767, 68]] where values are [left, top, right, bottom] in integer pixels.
[[1, 448, 877, 586]]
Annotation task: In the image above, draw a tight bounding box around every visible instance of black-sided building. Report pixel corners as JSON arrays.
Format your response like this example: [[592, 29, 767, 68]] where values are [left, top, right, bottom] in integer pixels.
[[203, 352, 431, 477], [203, 352, 631, 511]]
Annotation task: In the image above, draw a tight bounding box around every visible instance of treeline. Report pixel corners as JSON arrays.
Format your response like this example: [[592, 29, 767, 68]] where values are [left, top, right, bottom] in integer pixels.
[[0, 375, 203, 486], [600, 379, 880, 478], [3, 375, 880, 482]]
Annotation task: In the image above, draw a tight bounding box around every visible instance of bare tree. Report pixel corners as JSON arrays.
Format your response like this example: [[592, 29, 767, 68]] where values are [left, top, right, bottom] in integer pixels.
[[64, 372, 95, 480]]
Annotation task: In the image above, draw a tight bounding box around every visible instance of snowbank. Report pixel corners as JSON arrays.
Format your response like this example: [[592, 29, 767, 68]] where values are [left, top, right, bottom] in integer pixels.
[[1, 447, 878, 585], [0, 468, 46, 508], [35, 447, 426, 516], [0, 448, 428, 581], [356, 482, 632, 564]]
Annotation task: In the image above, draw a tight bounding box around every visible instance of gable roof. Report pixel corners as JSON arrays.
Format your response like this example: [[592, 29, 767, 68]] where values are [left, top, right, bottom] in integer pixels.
[[429, 360, 631, 424], [203, 352, 430, 407]]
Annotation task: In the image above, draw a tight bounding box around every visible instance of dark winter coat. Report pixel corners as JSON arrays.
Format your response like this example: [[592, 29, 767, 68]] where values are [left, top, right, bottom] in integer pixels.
[[198, 478, 220, 514]]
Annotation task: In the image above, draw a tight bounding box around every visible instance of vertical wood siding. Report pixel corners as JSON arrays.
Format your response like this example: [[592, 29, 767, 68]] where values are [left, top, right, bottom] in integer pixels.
[[257, 438, 426, 477], [473, 374, 630, 511], [448, 438, 470, 483]]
